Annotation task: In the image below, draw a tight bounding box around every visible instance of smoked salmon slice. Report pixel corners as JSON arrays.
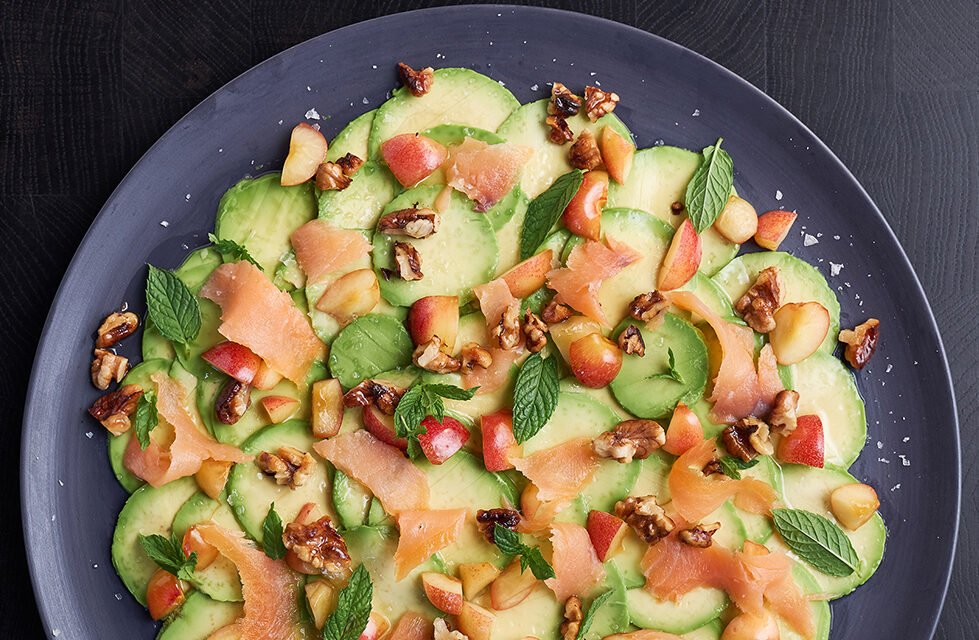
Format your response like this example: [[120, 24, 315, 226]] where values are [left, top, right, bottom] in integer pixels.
[[314, 430, 429, 514], [517, 484, 572, 534], [289, 219, 371, 284], [473, 277, 518, 331], [197, 523, 301, 640], [460, 346, 521, 394], [393, 509, 468, 580], [124, 372, 251, 487], [546, 237, 640, 326], [387, 612, 434, 640], [445, 138, 533, 211], [200, 261, 324, 385], [511, 438, 599, 502], [544, 522, 605, 601]]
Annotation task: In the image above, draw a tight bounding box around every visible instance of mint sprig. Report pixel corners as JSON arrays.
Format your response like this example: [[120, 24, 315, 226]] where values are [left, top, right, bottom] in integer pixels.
[[771, 508, 859, 577], [684, 138, 734, 233], [647, 347, 684, 384], [717, 455, 759, 480], [577, 590, 613, 640], [322, 564, 373, 640], [393, 383, 478, 459], [139, 533, 197, 582], [133, 392, 158, 450], [520, 170, 584, 259], [145, 264, 202, 345], [493, 524, 555, 580], [208, 233, 263, 270], [261, 503, 287, 560], [511, 352, 559, 444]]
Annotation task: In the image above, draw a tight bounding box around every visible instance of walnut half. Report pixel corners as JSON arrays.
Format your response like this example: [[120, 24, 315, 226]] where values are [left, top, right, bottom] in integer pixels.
[[460, 342, 493, 373], [593, 419, 665, 463], [615, 495, 675, 544], [257, 446, 316, 489], [560, 596, 583, 640], [95, 311, 139, 348], [839, 318, 880, 370], [283, 513, 352, 581], [392, 242, 424, 281], [492, 301, 521, 351], [522, 309, 548, 353], [88, 383, 143, 436], [546, 115, 574, 145], [735, 267, 782, 333], [629, 291, 669, 328], [768, 389, 799, 435], [315, 162, 352, 191], [413, 335, 461, 374], [397, 62, 434, 97], [721, 417, 773, 461], [617, 325, 645, 356], [91, 349, 128, 390], [548, 82, 581, 118], [678, 522, 721, 548], [568, 130, 602, 170], [475, 508, 521, 543], [378, 208, 441, 239], [542, 300, 573, 324], [343, 379, 405, 415], [584, 85, 619, 121]]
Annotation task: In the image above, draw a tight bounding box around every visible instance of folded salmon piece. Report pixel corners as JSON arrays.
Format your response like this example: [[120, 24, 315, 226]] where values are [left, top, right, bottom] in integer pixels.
[[290, 219, 371, 284]]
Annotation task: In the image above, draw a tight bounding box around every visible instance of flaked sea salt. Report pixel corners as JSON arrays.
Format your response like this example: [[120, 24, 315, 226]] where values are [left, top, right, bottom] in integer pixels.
[[85, 432, 93, 439], [830, 262, 843, 277], [803, 234, 819, 247], [775, 189, 783, 201], [160, 220, 169, 227], [692, 108, 701, 117], [305, 108, 321, 120]]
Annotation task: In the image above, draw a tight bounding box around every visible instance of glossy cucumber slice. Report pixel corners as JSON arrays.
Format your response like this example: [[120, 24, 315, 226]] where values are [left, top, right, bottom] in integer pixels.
[[109, 359, 172, 494], [492, 188, 532, 274], [332, 469, 372, 529], [559, 377, 634, 421], [583, 563, 631, 639], [171, 492, 243, 602], [491, 584, 565, 640], [327, 108, 374, 161], [626, 586, 728, 634], [156, 591, 243, 640], [317, 162, 400, 230], [199, 371, 307, 446], [327, 314, 414, 389], [142, 317, 176, 361]]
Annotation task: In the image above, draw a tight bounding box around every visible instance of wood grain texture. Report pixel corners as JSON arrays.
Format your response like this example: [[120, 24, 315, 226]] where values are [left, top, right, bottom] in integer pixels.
[[0, 1, 975, 638]]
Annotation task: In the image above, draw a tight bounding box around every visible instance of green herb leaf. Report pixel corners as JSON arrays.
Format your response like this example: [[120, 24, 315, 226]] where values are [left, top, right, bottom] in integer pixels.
[[771, 508, 859, 577], [684, 138, 734, 233], [322, 564, 374, 640], [576, 590, 613, 640], [422, 384, 478, 401], [520, 170, 584, 259], [647, 347, 685, 384], [492, 524, 524, 555], [717, 456, 759, 480], [393, 383, 477, 458], [208, 233, 263, 270], [512, 353, 560, 443], [261, 503, 287, 560], [139, 533, 197, 582], [492, 524, 556, 581], [133, 392, 158, 450], [145, 264, 202, 345]]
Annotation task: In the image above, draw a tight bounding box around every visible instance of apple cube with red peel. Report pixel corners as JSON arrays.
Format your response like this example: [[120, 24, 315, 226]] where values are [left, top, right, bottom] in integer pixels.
[[359, 612, 390, 640], [421, 572, 464, 615], [182, 525, 219, 570], [500, 250, 553, 299], [754, 210, 798, 251], [315, 268, 380, 324], [586, 510, 628, 561], [481, 410, 518, 472], [310, 379, 344, 438], [713, 195, 758, 244], [550, 316, 603, 364], [830, 483, 880, 531], [569, 332, 623, 388], [407, 295, 459, 348], [457, 601, 496, 640], [195, 459, 233, 500], [490, 558, 538, 610], [281, 123, 328, 186], [663, 402, 704, 456], [146, 568, 186, 620], [362, 405, 408, 450], [251, 360, 284, 390], [658, 218, 702, 290], [260, 395, 300, 424], [459, 561, 502, 600], [562, 170, 608, 241], [202, 341, 263, 384], [599, 126, 635, 184], [777, 414, 825, 467], [381, 133, 448, 187], [304, 579, 338, 629], [770, 302, 830, 365], [417, 416, 470, 465]]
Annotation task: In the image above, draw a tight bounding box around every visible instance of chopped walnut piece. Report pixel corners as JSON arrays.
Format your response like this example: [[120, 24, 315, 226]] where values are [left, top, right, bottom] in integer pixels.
[[283, 514, 352, 580], [593, 419, 665, 463], [95, 311, 139, 348], [460, 342, 493, 373], [413, 335, 462, 373], [678, 522, 721, 548], [721, 417, 772, 461], [342, 379, 405, 415], [475, 508, 521, 543], [91, 348, 128, 390], [569, 130, 602, 170], [215, 378, 251, 425], [542, 300, 573, 324], [615, 495, 675, 544], [89, 383, 143, 435], [335, 153, 364, 177], [629, 291, 670, 328], [617, 325, 645, 356], [735, 267, 782, 334], [839, 318, 880, 370], [584, 85, 619, 122], [522, 309, 549, 353], [397, 62, 434, 97], [434, 619, 468, 640], [492, 301, 521, 351], [670, 201, 685, 215], [545, 115, 574, 145], [378, 208, 441, 239], [315, 162, 352, 191], [560, 596, 583, 640], [548, 82, 582, 118], [257, 446, 316, 489], [768, 389, 800, 435], [702, 458, 723, 476], [393, 242, 423, 281]]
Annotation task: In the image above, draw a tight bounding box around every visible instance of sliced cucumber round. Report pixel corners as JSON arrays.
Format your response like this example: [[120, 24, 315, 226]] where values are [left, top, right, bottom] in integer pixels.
[[681, 620, 724, 640], [626, 586, 728, 634], [678, 272, 735, 320], [558, 377, 634, 421], [610, 314, 709, 419], [583, 563, 631, 640], [171, 492, 243, 602], [142, 317, 176, 361], [327, 108, 375, 162], [317, 162, 400, 231], [492, 584, 565, 640], [493, 188, 531, 274], [333, 469, 373, 530], [422, 123, 504, 146], [327, 314, 414, 389], [156, 591, 243, 640], [109, 359, 172, 494], [199, 372, 307, 446]]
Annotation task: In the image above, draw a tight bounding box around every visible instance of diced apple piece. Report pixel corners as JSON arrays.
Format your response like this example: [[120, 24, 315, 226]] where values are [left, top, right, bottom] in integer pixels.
[[282, 123, 328, 186], [830, 483, 880, 531], [311, 378, 344, 438], [658, 218, 702, 290], [586, 510, 627, 561], [359, 612, 390, 640], [388, 613, 433, 640], [770, 302, 830, 365], [457, 602, 496, 640], [562, 170, 608, 241], [599, 127, 635, 184], [305, 578, 338, 629], [481, 410, 518, 472], [417, 416, 470, 465], [754, 210, 797, 251], [550, 316, 603, 364], [251, 360, 284, 391], [421, 572, 464, 615], [459, 562, 502, 600], [569, 332, 623, 388], [777, 414, 825, 468], [407, 295, 459, 348], [381, 133, 448, 187], [663, 402, 705, 456], [721, 612, 780, 640], [260, 395, 300, 424], [713, 195, 758, 244], [362, 405, 407, 450], [194, 459, 233, 500], [490, 558, 539, 610], [202, 341, 263, 384], [316, 269, 380, 325], [182, 525, 219, 570], [500, 250, 553, 299], [146, 568, 186, 620]]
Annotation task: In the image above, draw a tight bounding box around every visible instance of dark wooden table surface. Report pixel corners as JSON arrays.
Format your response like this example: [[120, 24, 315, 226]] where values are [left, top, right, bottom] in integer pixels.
[[2, 1, 975, 637]]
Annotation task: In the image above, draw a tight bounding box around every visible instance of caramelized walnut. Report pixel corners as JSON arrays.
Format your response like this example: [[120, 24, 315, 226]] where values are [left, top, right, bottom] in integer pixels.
[[545, 115, 574, 145], [768, 389, 800, 435], [615, 495, 675, 544], [434, 619, 467, 640], [283, 514, 352, 580], [670, 201, 685, 215], [560, 596, 583, 640], [475, 508, 521, 543], [593, 419, 665, 463], [629, 291, 670, 327], [522, 309, 548, 353], [95, 311, 139, 348], [91, 349, 128, 390], [315, 162, 352, 191], [257, 446, 316, 488], [584, 85, 619, 121], [413, 335, 462, 374], [460, 342, 494, 373], [548, 82, 581, 118], [397, 62, 434, 97], [393, 242, 423, 280], [335, 153, 364, 177], [378, 208, 441, 239], [342, 379, 405, 415], [617, 325, 645, 356], [215, 378, 251, 425], [568, 130, 602, 170], [721, 417, 772, 461], [678, 522, 721, 548], [735, 267, 782, 334], [541, 300, 573, 324], [492, 301, 521, 351], [702, 458, 723, 476], [89, 383, 143, 435], [839, 318, 880, 370]]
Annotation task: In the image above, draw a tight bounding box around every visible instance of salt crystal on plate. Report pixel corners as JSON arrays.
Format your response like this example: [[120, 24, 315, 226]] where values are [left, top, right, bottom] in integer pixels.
[[159, 220, 169, 228], [803, 234, 819, 246], [305, 108, 321, 120], [830, 262, 843, 276], [775, 189, 783, 200]]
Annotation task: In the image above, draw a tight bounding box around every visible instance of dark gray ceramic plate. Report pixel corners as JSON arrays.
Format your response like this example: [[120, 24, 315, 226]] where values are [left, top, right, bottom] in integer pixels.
[[21, 5, 958, 639]]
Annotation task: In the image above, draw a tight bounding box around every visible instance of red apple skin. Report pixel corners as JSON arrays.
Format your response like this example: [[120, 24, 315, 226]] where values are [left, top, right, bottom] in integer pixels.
[[457, 602, 496, 640], [358, 612, 389, 640], [260, 395, 300, 424], [251, 361, 284, 390], [407, 295, 459, 348], [418, 416, 470, 465], [777, 414, 825, 467], [562, 170, 608, 240], [586, 510, 627, 561], [500, 250, 553, 299], [663, 402, 705, 456], [481, 410, 518, 472], [600, 127, 635, 184], [202, 341, 263, 384], [363, 405, 408, 450], [569, 333, 623, 388], [281, 122, 328, 186], [754, 210, 798, 251], [490, 559, 538, 610], [182, 525, 219, 570], [658, 218, 702, 290], [146, 568, 186, 620], [421, 572, 465, 615], [381, 133, 448, 187]]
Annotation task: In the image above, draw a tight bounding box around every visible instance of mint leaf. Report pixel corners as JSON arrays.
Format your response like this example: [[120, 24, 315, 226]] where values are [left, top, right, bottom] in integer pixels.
[[647, 347, 685, 384], [492, 524, 523, 555], [512, 353, 559, 443], [521, 546, 556, 580], [577, 590, 613, 640], [139, 533, 197, 582], [208, 233, 263, 270], [771, 508, 859, 577], [394, 383, 477, 457], [717, 455, 759, 480], [492, 524, 555, 581], [146, 265, 202, 345], [323, 564, 373, 640], [684, 138, 734, 233], [133, 392, 158, 450], [423, 384, 478, 401], [520, 170, 584, 259], [261, 503, 287, 560]]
